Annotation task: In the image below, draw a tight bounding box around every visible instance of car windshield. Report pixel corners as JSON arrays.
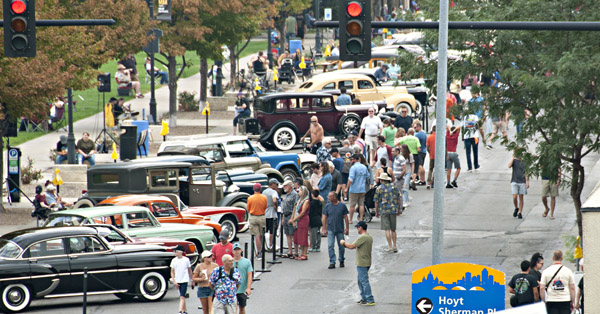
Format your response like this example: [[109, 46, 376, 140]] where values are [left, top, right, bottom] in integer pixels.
[[254, 98, 273, 113], [195, 145, 224, 162], [43, 214, 86, 227], [0, 239, 22, 259]]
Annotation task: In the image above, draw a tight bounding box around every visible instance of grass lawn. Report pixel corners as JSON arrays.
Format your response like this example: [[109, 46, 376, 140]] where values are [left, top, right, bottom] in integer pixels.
[[9, 40, 268, 147]]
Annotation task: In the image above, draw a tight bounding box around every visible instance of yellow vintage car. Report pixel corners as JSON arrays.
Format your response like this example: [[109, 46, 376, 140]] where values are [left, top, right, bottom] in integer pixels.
[[296, 73, 418, 114]]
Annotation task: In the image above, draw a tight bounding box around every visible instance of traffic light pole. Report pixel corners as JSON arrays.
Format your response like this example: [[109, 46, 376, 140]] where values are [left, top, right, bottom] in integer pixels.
[[146, 0, 157, 124], [314, 0, 321, 53]]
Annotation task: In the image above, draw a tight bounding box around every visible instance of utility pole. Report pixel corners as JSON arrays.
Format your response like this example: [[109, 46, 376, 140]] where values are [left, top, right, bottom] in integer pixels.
[[315, 0, 321, 53], [146, 0, 157, 124]]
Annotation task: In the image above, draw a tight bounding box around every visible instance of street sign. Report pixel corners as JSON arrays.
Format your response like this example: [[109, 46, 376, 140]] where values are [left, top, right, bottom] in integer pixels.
[[324, 8, 332, 21], [156, 0, 171, 21], [412, 263, 505, 314], [143, 28, 163, 54]]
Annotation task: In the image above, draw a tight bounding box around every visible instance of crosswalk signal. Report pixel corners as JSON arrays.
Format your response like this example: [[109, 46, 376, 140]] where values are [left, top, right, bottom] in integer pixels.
[[3, 0, 36, 57], [339, 0, 370, 62]]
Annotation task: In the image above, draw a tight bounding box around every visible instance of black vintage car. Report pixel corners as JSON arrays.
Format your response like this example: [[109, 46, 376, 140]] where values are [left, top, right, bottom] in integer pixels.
[[0, 226, 174, 313]]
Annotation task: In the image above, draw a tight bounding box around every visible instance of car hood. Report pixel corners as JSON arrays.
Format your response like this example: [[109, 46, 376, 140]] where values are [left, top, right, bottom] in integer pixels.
[[121, 223, 213, 238]]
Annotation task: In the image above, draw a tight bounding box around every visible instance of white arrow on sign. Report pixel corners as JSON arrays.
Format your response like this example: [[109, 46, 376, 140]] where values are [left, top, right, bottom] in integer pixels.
[[417, 298, 433, 314]]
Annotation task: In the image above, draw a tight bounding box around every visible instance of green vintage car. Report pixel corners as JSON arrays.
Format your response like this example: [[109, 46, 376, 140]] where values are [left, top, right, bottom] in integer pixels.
[[43, 206, 216, 253]]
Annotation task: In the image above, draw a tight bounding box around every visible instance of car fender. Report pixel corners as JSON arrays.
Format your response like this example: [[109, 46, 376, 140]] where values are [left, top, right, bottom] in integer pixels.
[[298, 153, 316, 165], [273, 160, 301, 173], [386, 94, 417, 110], [256, 168, 284, 181], [217, 192, 249, 207], [264, 120, 299, 141]]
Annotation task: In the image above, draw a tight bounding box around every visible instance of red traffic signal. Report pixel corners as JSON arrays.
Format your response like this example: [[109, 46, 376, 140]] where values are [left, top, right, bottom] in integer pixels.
[[10, 0, 26, 14], [346, 2, 362, 17]]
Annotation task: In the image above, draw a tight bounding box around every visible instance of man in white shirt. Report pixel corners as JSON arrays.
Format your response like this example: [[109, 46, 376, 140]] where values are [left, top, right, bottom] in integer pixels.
[[358, 107, 383, 164], [539, 250, 575, 314], [170, 246, 193, 314]]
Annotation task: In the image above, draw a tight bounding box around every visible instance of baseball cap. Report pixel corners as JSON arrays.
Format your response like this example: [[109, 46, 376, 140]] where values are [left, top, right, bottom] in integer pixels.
[[174, 245, 185, 252], [330, 147, 339, 153], [268, 178, 281, 187], [201, 250, 213, 258], [351, 153, 362, 160], [282, 180, 293, 187], [350, 130, 359, 136], [232, 243, 242, 250], [219, 230, 230, 240], [355, 221, 368, 229], [60, 135, 67, 145], [253, 183, 262, 191]]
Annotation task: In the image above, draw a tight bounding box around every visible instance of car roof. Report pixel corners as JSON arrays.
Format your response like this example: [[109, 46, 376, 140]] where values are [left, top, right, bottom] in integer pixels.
[[257, 92, 334, 101], [301, 73, 375, 84], [51, 205, 153, 218], [2, 226, 100, 249], [100, 194, 173, 204], [162, 135, 251, 147], [131, 155, 210, 165], [88, 161, 193, 171]]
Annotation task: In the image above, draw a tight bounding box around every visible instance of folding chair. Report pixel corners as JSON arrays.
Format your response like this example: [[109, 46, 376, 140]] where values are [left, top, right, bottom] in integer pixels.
[[49, 106, 67, 132], [144, 70, 161, 84], [27, 110, 48, 133]]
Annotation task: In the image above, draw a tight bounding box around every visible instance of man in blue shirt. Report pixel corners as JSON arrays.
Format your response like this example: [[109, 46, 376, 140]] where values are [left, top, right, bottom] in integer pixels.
[[322, 191, 349, 269], [336, 87, 352, 105], [373, 64, 391, 82], [413, 120, 428, 185], [346, 154, 370, 224]]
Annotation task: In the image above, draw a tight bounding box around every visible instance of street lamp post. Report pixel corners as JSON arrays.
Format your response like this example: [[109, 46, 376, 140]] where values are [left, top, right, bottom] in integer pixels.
[[146, 0, 157, 124], [315, 0, 321, 53]]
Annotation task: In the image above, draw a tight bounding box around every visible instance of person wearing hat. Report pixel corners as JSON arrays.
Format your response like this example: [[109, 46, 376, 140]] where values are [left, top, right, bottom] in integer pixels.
[[247, 183, 267, 259], [281, 180, 299, 258], [373, 172, 401, 253], [374, 63, 390, 82], [44, 183, 71, 210], [212, 229, 233, 267], [232, 243, 253, 314], [32, 185, 51, 220], [193, 251, 218, 314], [340, 221, 375, 306], [55, 135, 69, 164], [263, 179, 281, 252], [170, 245, 193, 314], [233, 92, 250, 135]]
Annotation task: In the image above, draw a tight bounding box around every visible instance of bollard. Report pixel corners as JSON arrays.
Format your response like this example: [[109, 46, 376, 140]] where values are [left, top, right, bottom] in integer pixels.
[[255, 227, 271, 273], [250, 235, 261, 281], [278, 218, 285, 256], [83, 267, 88, 314], [244, 242, 248, 259], [268, 220, 281, 264]]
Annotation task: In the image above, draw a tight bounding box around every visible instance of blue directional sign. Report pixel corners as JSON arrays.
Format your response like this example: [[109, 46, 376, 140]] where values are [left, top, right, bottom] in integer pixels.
[[412, 263, 505, 314]]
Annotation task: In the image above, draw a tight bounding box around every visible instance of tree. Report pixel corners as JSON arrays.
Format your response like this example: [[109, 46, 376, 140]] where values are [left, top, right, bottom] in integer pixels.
[[403, 0, 600, 238], [0, 0, 153, 207]]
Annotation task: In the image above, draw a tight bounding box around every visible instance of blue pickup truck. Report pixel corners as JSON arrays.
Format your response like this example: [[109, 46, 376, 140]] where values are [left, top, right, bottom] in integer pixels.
[[158, 135, 310, 181]]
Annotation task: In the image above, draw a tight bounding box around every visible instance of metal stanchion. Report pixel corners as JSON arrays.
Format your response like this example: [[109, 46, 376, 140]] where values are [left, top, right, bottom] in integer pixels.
[[250, 235, 260, 281], [82, 267, 88, 314], [244, 242, 248, 259], [277, 218, 285, 257], [255, 227, 271, 273], [268, 221, 281, 264]]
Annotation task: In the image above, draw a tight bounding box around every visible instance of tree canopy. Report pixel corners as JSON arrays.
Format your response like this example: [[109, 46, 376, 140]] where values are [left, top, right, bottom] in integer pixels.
[[402, 0, 600, 237]]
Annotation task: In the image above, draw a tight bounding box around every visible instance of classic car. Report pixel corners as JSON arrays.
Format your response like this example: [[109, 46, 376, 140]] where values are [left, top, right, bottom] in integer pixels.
[[317, 51, 400, 72], [311, 68, 430, 116], [157, 135, 309, 181], [43, 206, 216, 253], [97, 194, 242, 241], [72, 161, 249, 211], [296, 73, 417, 114], [0, 226, 173, 313], [245, 92, 387, 151], [88, 223, 200, 265]]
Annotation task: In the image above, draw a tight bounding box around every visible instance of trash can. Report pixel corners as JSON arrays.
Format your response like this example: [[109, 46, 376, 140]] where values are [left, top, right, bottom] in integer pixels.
[[120, 125, 137, 160], [132, 120, 149, 156]]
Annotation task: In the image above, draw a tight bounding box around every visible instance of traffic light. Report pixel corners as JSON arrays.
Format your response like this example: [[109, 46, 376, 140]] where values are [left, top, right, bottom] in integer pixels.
[[338, 0, 371, 62], [3, 0, 36, 57]]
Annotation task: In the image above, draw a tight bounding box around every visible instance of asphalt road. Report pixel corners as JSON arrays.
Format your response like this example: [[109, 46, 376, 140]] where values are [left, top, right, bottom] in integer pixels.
[[18, 123, 597, 314]]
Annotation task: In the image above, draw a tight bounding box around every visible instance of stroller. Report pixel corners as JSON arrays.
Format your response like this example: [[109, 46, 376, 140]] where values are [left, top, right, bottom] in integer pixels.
[[278, 58, 295, 84], [362, 187, 376, 223]]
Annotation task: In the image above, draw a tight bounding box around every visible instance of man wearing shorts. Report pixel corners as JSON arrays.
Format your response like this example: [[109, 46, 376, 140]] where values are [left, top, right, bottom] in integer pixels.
[[487, 112, 508, 149], [446, 125, 461, 188], [358, 107, 383, 164], [170, 245, 193, 314], [373, 173, 401, 253], [232, 243, 253, 314], [509, 154, 529, 219], [541, 164, 561, 219], [346, 154, 370, 223], [399, 128, 421, 189], [263, 179, 280, 252], [247, 183, 267, 259]]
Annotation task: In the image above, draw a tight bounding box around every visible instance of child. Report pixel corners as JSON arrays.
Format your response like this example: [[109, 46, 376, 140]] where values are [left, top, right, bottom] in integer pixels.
[[171, 245, 193, 314]]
